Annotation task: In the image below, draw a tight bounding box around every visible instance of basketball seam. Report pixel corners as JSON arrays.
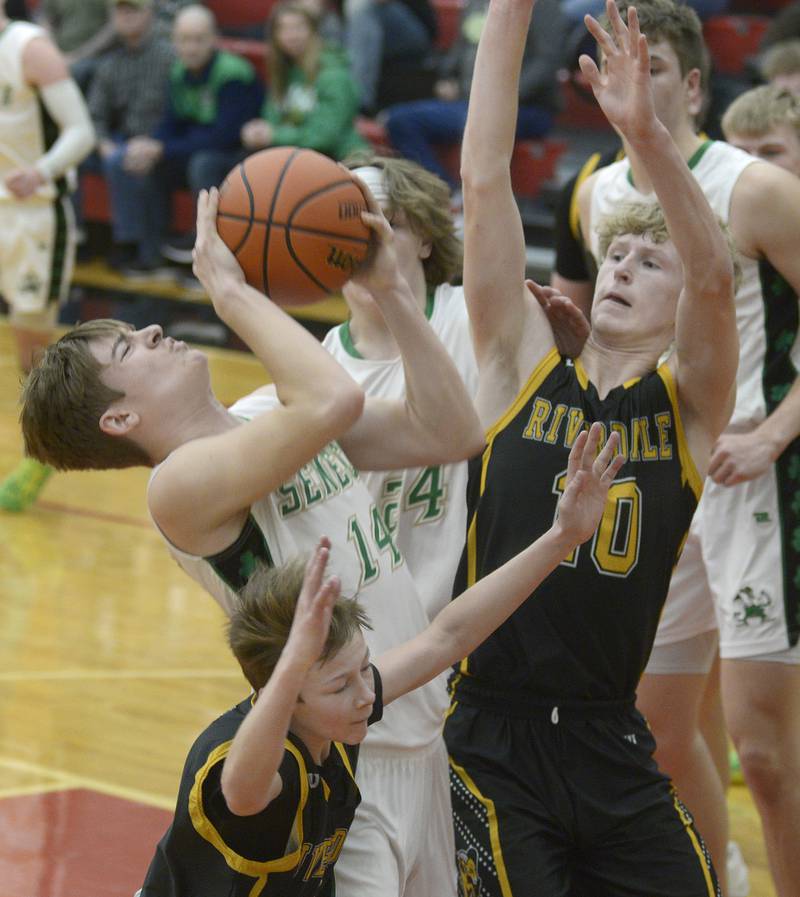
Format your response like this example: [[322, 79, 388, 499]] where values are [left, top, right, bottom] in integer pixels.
[[262, 148, 302, 298], [283, 225, 338, 297], [217, 213, 371, 246], [283, 178, 369, 296], [230, 161, 255, 257]]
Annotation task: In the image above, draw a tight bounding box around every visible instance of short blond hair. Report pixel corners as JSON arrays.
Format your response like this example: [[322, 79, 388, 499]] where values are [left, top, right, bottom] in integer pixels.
[[721, 84, 800, 142], [343, 152, 462, 287], [597, 201, 742, 290], [229, 559, 371, 691]]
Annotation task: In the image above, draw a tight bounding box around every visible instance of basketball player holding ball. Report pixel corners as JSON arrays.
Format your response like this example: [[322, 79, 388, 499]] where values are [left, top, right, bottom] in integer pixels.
[[20, 178, 484, 896], [216, 147, 375, 306]]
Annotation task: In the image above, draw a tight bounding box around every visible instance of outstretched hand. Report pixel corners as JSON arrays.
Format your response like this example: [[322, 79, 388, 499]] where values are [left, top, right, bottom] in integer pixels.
[[527, 280, 590, 358], [555, 423, 625, 544], [283, 537, 342, 673], [579, 1, 657, 142]]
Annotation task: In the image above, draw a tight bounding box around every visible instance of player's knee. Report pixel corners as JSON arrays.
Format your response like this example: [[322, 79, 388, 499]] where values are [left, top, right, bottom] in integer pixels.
[[735, 738, 785, 800]]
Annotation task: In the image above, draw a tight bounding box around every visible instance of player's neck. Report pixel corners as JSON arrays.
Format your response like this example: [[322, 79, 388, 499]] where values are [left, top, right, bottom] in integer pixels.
[[346, 273, 428, 361], [289, 722, 332, 765], [149, 396, 238, 464], [624, 126, 704, 195], [578, 338, 663, 400]]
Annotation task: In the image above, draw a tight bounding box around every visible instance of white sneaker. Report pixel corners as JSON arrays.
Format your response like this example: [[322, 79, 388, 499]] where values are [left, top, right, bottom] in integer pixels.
[[726, 840, 750, 897]]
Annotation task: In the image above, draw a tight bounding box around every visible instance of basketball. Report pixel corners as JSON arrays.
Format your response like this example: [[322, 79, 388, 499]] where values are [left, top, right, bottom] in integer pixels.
[[216, 147, 373, 305]]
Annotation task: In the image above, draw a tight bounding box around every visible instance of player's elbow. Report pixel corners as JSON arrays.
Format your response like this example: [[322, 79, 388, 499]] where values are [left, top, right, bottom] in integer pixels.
[[320, 379, 365, 433], [221, 770, 269, 817]]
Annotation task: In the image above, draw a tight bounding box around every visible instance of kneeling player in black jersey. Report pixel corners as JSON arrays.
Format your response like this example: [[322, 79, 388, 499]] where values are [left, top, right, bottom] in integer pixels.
[[448, 1, 739, 895], [137, 424, 623, 897]]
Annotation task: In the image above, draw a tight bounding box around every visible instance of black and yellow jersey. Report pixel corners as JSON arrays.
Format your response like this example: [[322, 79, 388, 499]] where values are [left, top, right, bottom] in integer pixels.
[[140, 668, 383, 897], [452, 350, 702, 702]]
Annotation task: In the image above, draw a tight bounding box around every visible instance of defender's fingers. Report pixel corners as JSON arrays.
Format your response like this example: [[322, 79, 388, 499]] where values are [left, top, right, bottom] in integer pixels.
[[601, 451, 627, 483], [578, 54, 602, 89], [606, 0, 630, 49], [584, 13, 615, 57], [315, 576, 341, 611], [566, 428, 589, 480], [302, 542, 331, 596], [593, 430, 620, 474], [580, 422, 604, 469]]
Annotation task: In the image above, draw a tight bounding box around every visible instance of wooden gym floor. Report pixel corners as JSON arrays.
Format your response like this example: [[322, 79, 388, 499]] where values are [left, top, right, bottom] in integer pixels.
[[0, 319, 776, 896]]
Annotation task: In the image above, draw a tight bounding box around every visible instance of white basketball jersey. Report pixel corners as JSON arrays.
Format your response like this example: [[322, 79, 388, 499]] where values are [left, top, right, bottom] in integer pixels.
[[323, 284, 480, 618], [150, 391, 448, 752], [0, 22, 59, 200], [590, 140, 800, 429]]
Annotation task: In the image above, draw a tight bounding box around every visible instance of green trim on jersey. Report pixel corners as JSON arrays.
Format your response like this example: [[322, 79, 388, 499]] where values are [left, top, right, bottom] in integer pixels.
[[338, 289, 436, 359], [627, 139, 713, 188]]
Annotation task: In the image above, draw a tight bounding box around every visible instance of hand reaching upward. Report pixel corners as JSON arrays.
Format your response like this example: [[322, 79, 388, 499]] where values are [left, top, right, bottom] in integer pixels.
[[579, 2, 658, 144], [555, 423, 625, 546]]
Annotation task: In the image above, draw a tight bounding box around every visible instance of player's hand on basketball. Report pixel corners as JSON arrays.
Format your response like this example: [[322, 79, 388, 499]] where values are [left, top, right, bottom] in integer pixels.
[[554, 424, 625, 545], [192, 188, 246, 303], [526, 280, 590, 359], [284, 537, 342, 672], [347, 172, 400, 297], [4, 166, 45, 199], [708, 429, 776, 487], [579, 2, 657, 143]]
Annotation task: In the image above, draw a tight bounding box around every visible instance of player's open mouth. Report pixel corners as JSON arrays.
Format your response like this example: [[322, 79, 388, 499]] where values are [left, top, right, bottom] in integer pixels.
[[604, 292, 631, 307]]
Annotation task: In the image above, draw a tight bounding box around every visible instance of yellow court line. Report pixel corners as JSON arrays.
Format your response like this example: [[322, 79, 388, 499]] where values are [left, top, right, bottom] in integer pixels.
[[0, 782, 74, 800], [0, 755, 176, 810], [0, 667, 241, 682]]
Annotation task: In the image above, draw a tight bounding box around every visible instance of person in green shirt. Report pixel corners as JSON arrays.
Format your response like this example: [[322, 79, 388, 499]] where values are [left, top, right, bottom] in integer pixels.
[[241, 1, 367, 162]]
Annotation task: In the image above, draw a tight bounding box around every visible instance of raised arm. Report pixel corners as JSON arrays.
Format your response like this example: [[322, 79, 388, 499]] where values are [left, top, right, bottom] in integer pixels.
[[221, 541, 340, 815], [581, 3, 737, 448], [378, 425, 625, 703], [338, 179, 485, 471], [461, 0, 554, 421], [149, 191, 364, 554]]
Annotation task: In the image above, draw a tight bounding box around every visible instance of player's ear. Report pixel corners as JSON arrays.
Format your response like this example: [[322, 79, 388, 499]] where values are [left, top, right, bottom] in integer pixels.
[[99, 407, 141, 438], [419, 240, 432, 261]]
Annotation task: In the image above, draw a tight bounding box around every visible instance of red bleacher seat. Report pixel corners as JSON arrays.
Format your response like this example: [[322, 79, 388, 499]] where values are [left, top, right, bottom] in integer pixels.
[[206, 0, 275, 32], [703, 15, 769, 76], [82, 172, 195, 233], [556, 72, 612, 131], [434, 0, 464, 51]]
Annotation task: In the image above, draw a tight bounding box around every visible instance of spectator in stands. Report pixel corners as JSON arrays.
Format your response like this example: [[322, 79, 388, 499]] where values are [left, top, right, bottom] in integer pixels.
[[385, 0, 563, 190], [292, 0, 345, 48], [85, 0, 174, 274], [120, 5, 263, 265], [761, 40, 800, 95], [723, 84, 800, 175], [239, 2, 367, 160], [345, 0, 436, 114], [37, 0, 116, 94]]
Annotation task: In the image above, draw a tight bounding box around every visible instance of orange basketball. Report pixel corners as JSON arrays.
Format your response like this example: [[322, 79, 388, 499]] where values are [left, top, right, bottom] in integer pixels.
[[216, 147, 372, 305]]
